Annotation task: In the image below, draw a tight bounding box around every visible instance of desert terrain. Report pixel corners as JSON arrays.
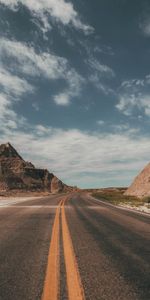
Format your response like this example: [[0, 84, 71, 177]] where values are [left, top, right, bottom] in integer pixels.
[[0, 143, 150, 299]]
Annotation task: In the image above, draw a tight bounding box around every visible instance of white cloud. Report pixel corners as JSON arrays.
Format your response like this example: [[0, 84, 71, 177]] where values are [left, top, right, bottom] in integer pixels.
[[111, 123, 129, 131], [0, 93, 18, 132], [140, 18, 150, 36], [116, 77, 150, 116], [141, 96, 150, 116], [89, 74, 114, 95], [0, 65, 35, 132], [0, 89, 29, 134], [97, 120, 105, 125], [0, 38, 68, 79], [121, 79, 144, 88], [87, 57, 115, 78], [0, 67, 34, 96], [116, 95, 150, 116], [32, 102, 39, 111], [0, 38, 83, 105], [53, 69, 84, 105], [86, 57, 115, 95], [116, 95, 135, 116], [0, 93, 14, 116], [1, 119, 150, 187], [0, 0, 94, 34], [35, 124, 52, 136], [54, 92, 70, 105]]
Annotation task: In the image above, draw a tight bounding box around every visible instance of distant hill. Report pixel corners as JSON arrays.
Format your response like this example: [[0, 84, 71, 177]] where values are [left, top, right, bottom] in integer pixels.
[[125, 162, 150, 198], [0, 142, 72, 193]]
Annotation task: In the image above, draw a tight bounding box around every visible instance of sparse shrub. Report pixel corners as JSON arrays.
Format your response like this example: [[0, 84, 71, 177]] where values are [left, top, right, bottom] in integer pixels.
[[92, 190, 140, 206]]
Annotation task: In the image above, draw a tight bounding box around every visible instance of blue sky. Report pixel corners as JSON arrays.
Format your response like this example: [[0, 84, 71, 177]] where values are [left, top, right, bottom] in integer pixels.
[[0, 0, 150, 188]]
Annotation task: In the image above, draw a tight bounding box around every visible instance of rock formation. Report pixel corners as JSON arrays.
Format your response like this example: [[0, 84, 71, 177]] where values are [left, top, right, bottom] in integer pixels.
[[51, 176, 64, 193], [125, 162, 150, 198], [0, 142, 70, 193]]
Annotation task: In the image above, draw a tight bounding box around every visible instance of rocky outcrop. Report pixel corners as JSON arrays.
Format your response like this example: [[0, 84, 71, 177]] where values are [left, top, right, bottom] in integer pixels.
[[125, 162, 150, 198], [51, 176, 64, 193], [0, 142, 70, 193], [0, 142, 22, 159]]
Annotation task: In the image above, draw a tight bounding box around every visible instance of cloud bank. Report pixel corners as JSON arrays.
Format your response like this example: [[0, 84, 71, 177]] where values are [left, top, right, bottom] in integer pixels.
[[0, 110, 150, 188]]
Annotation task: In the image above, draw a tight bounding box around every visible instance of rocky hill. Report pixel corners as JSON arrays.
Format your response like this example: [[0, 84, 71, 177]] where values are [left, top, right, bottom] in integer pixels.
[[0, 142, 71, 193], [125, 162, 150, 198]]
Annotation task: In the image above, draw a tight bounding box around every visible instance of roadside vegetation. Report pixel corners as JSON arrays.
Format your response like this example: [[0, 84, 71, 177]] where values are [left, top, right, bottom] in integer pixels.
[[92, 189, 150, 208]]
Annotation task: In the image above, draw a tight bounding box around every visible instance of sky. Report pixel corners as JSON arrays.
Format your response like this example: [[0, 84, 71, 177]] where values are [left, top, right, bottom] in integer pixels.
[[0, 0, 150, 188]]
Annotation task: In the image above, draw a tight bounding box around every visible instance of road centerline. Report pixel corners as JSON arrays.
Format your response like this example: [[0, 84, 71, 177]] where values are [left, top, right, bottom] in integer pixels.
[[42, 199, 63, 300], [61, 198, 85, 300]]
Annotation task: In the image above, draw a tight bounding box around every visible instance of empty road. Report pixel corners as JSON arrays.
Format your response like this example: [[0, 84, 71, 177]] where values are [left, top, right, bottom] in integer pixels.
[[0, 192, 149, 300]]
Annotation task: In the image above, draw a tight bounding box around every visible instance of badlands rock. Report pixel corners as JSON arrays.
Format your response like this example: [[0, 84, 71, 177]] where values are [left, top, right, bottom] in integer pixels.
[[0, 142, 70, 193], [125, 162, 150, 198]]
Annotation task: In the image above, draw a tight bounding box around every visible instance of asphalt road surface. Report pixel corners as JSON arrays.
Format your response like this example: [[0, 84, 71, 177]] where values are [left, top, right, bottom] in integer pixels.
[[0, 192, 149, 300]]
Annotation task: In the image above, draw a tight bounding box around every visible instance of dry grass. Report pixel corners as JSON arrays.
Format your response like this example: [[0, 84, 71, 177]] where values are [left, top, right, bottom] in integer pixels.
[[92, 189, 149, 207]]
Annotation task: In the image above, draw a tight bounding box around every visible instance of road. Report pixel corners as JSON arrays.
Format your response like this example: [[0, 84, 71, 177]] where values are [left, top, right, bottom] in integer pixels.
[[0, 192, 149, 300]]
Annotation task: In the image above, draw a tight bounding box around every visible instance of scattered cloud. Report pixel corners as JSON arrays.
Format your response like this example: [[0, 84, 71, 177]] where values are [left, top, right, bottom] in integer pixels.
[[0, 67, 34, 96], [121, 79, 145, 89], [0, 38, 83, 105], [0, 56, 148, 187], [140, 17, 150, 37], [53, 70, 84, 106], [0, 1, 150, 189], [111, 123, 129, 131], [116, 76, 150, 116], [0, 93, 26, 133], [0, 93, 15, 120], [0, 67, 34, 132], [79, 39, 114, 57], [86, 57, 115, 95], [97, 120, 105, 126], [111, 124, 140, 135], [97, 121, 140, 135], [116, 95, 135, 116], [89, 74, 114, 95], [87, 58, 115, 78], [35, 125, 52, 136], [116, 94, 150, 117], [0, 38, 68, 79], [32, 102, 39, 111], [0, 0, 94, 34], [54, 92, 70, 106]]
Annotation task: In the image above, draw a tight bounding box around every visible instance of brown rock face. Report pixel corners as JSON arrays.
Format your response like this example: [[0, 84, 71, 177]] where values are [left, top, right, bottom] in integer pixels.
[[0, 142, 22, 159], [125, 162, 150, 198], [0, 142, 70, 193], [51, 176, 64, 193]]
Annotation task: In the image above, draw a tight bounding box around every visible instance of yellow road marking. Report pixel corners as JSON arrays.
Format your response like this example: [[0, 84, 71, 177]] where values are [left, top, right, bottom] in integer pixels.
[[61, 198, 85, 300], [42, 196, 85, 300], [42, 199, 63, 300]]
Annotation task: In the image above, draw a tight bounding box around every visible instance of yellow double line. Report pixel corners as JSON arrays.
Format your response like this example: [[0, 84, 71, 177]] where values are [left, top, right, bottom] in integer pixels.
[[42, 196, 85, 300]]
